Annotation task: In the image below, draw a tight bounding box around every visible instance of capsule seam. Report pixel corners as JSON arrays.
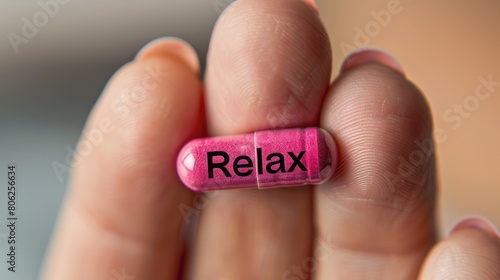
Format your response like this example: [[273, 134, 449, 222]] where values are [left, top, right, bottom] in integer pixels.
[[254, 131, 261, 189]]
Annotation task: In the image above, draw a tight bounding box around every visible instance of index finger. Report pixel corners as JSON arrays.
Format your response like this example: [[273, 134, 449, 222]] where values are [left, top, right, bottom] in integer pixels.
[[41, 38, 203, 280]]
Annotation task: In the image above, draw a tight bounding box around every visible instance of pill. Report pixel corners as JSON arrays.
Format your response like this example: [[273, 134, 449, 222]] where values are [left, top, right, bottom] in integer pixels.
[[176, 127, 337, 191]]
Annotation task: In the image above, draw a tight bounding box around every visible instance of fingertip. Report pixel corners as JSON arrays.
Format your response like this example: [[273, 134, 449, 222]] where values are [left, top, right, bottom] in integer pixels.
[[420, 218, 500, 280], [136, 37, 200, 74], [303, 0, 319, 14], [450, 216, 500, 238], [206, 0, 331, 134], [341, 47, 405, 76]]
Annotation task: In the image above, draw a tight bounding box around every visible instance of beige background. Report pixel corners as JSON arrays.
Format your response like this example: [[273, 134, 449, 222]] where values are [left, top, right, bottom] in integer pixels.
[[319, 0, 500, 235]]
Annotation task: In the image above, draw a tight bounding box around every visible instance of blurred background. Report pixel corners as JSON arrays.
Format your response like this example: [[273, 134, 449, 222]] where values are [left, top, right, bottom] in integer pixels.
[[0, 0, 499, 279]]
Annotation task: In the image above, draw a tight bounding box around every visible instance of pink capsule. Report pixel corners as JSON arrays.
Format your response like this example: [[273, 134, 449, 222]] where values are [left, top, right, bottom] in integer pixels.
[[177, 127, 337, 191]]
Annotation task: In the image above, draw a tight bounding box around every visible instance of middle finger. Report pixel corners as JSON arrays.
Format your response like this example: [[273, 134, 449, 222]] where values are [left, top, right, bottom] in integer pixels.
[[191, 0, 332, 278]]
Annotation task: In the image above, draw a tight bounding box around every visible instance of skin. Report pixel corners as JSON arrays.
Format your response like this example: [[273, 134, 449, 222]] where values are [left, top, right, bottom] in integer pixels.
[[40, 0, 500, 279]]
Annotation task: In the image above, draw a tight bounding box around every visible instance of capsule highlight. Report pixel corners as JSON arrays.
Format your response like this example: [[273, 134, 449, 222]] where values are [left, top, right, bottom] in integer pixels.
[[177, 127, 337, 191]]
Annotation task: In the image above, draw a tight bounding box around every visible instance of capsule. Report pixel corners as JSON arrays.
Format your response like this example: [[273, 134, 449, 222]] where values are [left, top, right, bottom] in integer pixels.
[[176, 127, 337, 191]]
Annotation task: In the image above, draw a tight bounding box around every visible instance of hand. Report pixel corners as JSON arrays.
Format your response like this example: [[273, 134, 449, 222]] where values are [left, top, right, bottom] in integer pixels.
[[41, 0, 500, 279]]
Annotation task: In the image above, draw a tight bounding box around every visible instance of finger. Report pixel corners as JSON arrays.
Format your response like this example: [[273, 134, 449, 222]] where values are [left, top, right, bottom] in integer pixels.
[[41, 38, 203, 280], [419, 217, 500, 279], [191, 0, 331, 278], [315, 49, 437, 279], [205, 0, 330, 135]]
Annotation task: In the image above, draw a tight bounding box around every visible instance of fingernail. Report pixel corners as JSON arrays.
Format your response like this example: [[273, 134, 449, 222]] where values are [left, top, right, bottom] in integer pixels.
[[303, 0, 319, 14], [450, 216, 500, 237], [135, 37, 200, 74], [340, 47, 404, 75]]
